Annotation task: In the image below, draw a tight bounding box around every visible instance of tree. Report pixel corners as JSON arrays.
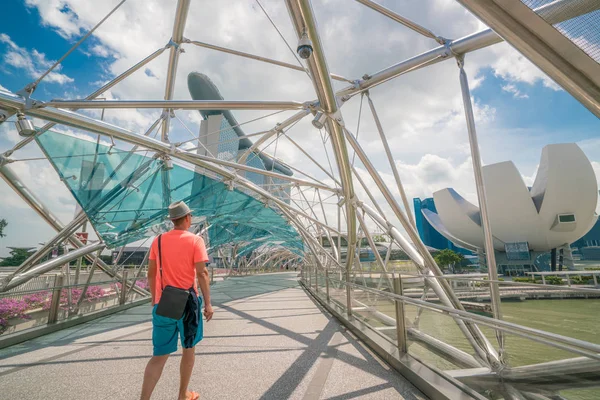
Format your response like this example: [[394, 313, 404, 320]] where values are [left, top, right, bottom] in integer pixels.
[[389, 249, 409, 260], [0, 218, 7, 238], [372, 235, 388, 243], [434, 249, 464, 274], [0, 247, 36, 267]]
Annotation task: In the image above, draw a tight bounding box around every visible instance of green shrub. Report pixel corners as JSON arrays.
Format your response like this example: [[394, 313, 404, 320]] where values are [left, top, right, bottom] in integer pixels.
[[544, 276, 564, 285], [570, 275, 593, 285], [475, 277, 505, 287], [513, 277, 535, 283], [584, 267, 600, 271]]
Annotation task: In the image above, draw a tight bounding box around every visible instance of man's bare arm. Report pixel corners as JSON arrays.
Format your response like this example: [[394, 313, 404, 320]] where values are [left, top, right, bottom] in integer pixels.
[[148, 259, 157, 305], [195, 261, 213, 321]]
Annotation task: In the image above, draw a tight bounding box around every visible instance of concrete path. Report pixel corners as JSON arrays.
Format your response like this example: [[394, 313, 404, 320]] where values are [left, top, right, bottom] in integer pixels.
[[0, 273, 425, 400]]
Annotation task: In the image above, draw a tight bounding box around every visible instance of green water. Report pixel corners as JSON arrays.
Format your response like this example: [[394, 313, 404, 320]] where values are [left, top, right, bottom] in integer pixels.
[[408, 299, 600, 399], [343, 291, 600, 400]]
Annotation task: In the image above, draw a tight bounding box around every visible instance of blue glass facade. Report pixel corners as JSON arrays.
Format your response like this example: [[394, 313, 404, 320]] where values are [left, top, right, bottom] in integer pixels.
[[216, 117, 239, 161], [572, 218, 600, 260], [413, 197, 471, 255]]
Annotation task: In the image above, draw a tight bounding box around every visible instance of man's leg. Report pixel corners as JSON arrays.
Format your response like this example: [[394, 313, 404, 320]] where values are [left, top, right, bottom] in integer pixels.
[[140, 354, 169, 400], [178, 347, 196, 400]]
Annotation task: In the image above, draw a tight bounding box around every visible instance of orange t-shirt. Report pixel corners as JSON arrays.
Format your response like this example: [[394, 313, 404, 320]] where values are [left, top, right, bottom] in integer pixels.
[[149, 230, 209, 304]]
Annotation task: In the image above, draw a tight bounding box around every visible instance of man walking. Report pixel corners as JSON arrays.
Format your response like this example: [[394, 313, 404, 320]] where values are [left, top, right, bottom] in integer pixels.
[[140, 201, 214, 400]]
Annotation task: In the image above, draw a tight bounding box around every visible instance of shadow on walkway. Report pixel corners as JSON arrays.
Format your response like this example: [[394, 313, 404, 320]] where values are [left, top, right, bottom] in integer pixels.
[[0, 272, 425, 399]]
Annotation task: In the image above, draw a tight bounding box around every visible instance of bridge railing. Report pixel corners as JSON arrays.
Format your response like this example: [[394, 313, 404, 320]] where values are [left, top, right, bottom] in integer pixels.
[[344, 270, 600, 301], [0, 272, 151, 345], [301, 266, 600, 399]]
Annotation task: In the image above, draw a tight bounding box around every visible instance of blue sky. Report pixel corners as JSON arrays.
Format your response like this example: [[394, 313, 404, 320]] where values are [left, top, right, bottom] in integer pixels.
[[0, 0, 599, 256], [476, 67, 599, 138], [474, 66, 600, 168], [0, 1, 108, 98]]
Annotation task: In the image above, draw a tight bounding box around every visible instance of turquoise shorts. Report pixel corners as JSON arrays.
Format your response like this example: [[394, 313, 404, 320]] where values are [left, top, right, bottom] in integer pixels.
[[152, 294, 203, 356]]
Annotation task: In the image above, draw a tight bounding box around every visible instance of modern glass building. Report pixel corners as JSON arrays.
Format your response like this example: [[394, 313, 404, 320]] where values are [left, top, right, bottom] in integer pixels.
[[188, 72, 293, 204], [572, 219, 600, 260], [413, 197, 472, 256]]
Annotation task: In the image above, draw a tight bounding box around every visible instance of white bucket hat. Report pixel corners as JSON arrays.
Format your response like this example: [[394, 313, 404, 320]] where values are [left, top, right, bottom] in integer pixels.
[[168, 201, 192, 220]]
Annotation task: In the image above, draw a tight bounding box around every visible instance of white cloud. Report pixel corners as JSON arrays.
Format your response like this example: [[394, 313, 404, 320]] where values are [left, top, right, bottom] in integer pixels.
[[179, 141, 196, 151], [0, 0, 494, 236], [31, 49, 54, 68], [0, 122, 21, 144], [2, 0, 597, 253], [0, 33, 74, 84], [0, 153, 78, 256], [24, 0, 84, 39], [397, 154, 477, 204], [490, 42, 561, 91], [90, 44, 110, 58], [502, 83, 529, 99]]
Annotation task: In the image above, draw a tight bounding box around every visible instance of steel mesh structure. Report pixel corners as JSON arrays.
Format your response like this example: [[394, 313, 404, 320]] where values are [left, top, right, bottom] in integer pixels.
[[521, 0, 600, 62], [1, 0, 600, 398]]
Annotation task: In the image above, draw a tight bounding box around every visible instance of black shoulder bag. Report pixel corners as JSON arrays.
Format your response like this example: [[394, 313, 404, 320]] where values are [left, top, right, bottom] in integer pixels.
[[155, 234, 191, 320]]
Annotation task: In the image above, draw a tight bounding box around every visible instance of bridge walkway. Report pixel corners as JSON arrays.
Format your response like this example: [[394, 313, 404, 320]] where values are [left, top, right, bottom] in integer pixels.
[[0, 272, 424, 400]]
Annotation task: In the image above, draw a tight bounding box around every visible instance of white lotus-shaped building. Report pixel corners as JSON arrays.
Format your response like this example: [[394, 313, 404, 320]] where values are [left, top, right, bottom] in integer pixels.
[[423, 143, 598, 252]]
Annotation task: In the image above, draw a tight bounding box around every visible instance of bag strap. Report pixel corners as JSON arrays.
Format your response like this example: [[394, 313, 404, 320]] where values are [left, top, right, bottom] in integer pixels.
[[158, 234, 164, 290]]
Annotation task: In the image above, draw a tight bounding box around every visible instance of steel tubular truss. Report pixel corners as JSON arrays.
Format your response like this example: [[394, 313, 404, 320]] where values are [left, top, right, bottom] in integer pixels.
[[1, 0, 599, 398]]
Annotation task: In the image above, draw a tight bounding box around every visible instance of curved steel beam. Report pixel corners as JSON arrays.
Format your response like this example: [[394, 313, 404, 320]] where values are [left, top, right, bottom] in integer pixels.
[[41, 100, 308, 111], [161, 0, 191, 142], [344, 125, 500, 367], [354, 0, 442, 43], [337, 0, 600, 100], [237, 109, 310, 166], [185, 40, 352, 82], [5, 243, 105, 291], [0, 91, 343, 246], [3, 46, 170, 157], [285, 0, 358, 315]]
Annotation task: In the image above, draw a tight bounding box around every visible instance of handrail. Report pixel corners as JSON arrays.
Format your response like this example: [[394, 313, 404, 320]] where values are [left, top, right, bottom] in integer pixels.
[[346, 270, 600, 294], [0, 277, 150, 297], [324, 276, 600, 359]]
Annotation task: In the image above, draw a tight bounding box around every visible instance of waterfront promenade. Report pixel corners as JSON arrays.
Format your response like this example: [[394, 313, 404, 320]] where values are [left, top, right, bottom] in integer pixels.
[[0, 273, 424, 400]]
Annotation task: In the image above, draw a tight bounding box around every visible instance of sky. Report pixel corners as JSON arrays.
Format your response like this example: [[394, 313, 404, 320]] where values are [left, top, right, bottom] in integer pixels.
[[0, 0, 599, 257]]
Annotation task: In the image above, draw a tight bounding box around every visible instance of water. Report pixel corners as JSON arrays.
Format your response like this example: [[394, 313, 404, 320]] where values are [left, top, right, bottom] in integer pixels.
[[405, 299, 600, 399], [325, 273, 599, 398]]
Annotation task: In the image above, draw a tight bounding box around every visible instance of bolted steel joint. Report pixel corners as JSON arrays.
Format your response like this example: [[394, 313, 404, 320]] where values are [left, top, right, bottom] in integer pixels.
[[312, 111, 327, 130], [0, 108, 14, 122], [167, 39, 180, 49], [455, 54, 466, 69], [223, 177, 236, 191], [435, 36, 449, 46], [0, 154, 15, 167], [16, 83, 37, 99], [15, 113, 37, 137]]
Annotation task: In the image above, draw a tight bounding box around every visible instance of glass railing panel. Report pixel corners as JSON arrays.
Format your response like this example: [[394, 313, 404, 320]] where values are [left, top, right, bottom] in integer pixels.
[[406, 307, 482, 371], [304, 269, 600, 399], [430, 273, 600, 347], [451, 329, 600, 400], [0, 270, 151, 338], [326, 272, 347, 310]]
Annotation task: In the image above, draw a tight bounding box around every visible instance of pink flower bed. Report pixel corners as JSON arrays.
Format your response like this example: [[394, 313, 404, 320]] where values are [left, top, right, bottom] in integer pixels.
[[0, 285, 109, 334], [111, 278, 149, 291]]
